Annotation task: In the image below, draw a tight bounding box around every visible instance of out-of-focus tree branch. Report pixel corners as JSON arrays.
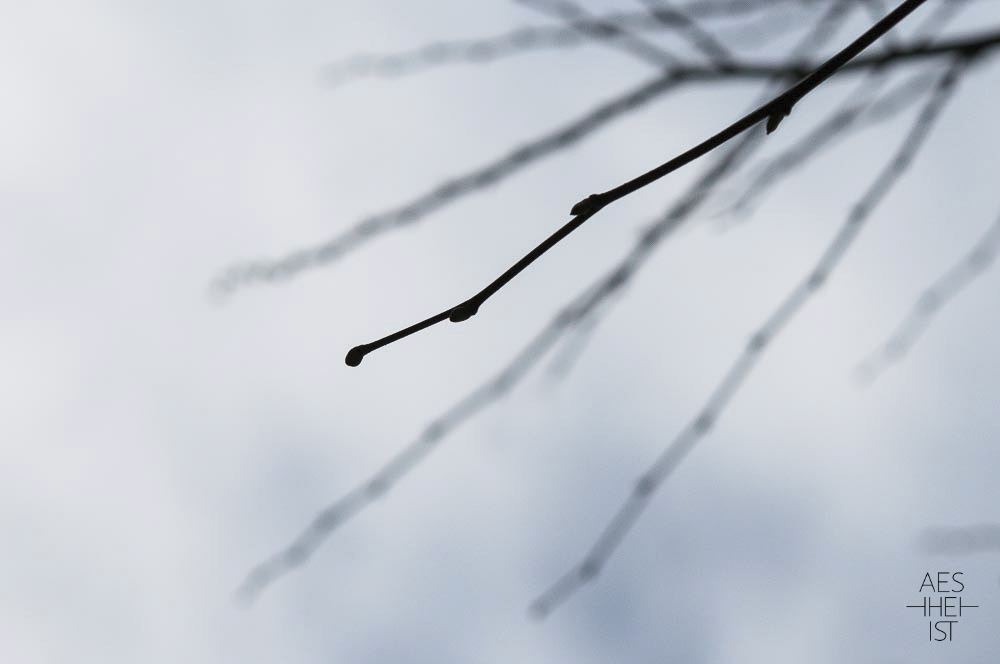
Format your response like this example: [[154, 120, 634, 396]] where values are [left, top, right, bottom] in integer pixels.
[[214, 27, 1000, 300], [531, 52, 971, 618], [319, 0, 809, 87], [856, 210, 1000, 383], [515, 0, 682, 67]]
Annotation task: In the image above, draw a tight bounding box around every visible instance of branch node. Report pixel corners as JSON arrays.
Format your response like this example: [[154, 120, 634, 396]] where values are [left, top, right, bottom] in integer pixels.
[[569, 193, 606, 216], [765, 102, 794, 134], [449, 300, 481, 322]]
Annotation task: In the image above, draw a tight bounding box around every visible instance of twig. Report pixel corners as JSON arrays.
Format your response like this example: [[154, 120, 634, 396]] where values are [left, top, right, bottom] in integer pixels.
[[530, 53, 969, 618], [346, 0, 943, 366]]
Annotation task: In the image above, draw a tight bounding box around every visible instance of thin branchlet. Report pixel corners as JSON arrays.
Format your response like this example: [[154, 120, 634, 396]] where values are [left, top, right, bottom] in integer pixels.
[[346, 0, 953, 365], [570, 0, 937, 212], [860, 0, 901, 48], [856, 210, 1000, 384]]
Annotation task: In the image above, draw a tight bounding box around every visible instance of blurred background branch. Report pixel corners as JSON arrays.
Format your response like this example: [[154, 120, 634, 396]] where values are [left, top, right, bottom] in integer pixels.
[[227, 0, 1000, 617]]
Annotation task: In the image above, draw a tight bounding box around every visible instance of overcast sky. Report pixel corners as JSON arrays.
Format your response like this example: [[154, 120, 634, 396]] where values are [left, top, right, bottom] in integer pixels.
[[3, 1, 1000, 662]]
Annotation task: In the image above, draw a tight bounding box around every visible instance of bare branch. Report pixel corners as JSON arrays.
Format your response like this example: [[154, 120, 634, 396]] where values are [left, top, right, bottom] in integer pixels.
[[530, 54, 969, 618], [860, 0, 901, 48], [856, 210, 1000, 384], [345, 0, 951, 366], [320, 0, 808, 87], [567, 0, 937, 213]]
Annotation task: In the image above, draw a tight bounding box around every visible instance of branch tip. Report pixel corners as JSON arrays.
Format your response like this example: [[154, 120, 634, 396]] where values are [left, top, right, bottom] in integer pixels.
[[345, 345, 368, 367], [528, 602, 549, 621]]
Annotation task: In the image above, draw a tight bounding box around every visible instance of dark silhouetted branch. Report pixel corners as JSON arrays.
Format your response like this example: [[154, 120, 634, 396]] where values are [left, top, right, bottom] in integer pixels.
[[860, 0, 901, 48], [566, 0, 936, 213], [856, 210, 1000, 384], [345, 0, 944, 366], [238, 132, 759, 598], [530, 54, 969, 618]]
